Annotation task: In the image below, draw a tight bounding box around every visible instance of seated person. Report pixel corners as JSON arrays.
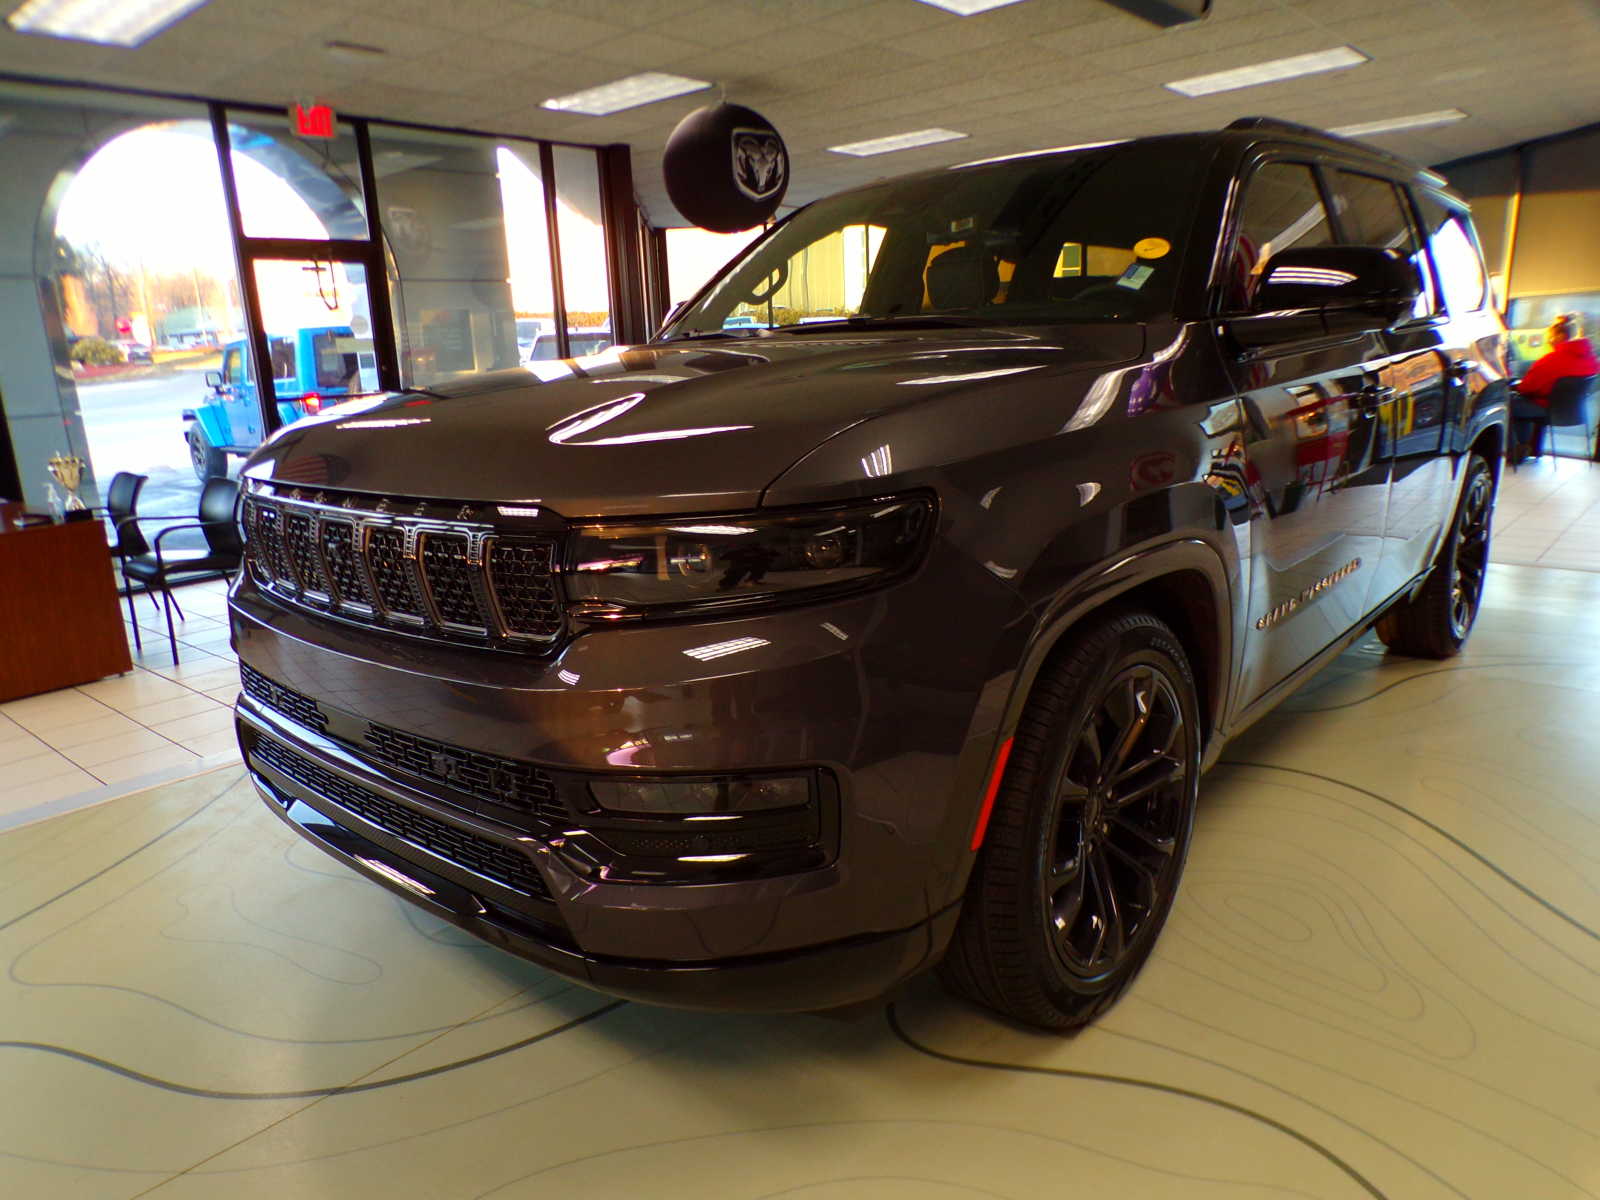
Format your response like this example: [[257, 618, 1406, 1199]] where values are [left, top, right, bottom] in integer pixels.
[[1511, 313, 1600, 458]]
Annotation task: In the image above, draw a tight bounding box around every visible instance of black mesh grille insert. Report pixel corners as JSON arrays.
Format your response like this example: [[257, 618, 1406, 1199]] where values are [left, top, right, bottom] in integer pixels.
[[420, 533, 487, 630], [252, 735, 550, 899], [240, 663, 327, 733], [250, 500, 294, 586], [320, 520, 371, 610], [362, 723, 564, 824], [367, 526, 424, 619], [283, 510, 329, 601], [488, 538, 562, 638]]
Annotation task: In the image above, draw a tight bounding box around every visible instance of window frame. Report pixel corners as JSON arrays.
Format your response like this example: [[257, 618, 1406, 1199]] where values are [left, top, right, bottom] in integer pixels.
[[1216, 153, 1340, 315], [1323, 164, 1442, 323]]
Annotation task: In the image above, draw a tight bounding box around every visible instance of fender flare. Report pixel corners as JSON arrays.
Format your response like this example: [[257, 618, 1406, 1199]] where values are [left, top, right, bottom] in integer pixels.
[[997, 535, 1237, 763]]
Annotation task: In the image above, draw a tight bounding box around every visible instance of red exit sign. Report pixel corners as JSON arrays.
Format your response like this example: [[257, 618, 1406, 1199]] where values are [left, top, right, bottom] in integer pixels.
[[291, 102, 335, 139]]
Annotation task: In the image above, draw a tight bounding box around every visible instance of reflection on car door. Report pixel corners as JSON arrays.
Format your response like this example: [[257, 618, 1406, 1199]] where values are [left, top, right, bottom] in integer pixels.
[[1328, 169, 1452, 603], [1224, 161, 1391, 707]]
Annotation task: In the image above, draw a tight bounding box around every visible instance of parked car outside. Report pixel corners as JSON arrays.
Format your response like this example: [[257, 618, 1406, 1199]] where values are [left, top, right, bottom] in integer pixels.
[[230, 119, 1508, 1029], [185, 325, 368, 480], [115, 340, 154, 364]]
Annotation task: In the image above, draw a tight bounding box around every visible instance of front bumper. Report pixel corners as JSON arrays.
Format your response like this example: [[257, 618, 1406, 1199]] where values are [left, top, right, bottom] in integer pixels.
[[249, 728, 955, 1011], [230, 569, 1014, 1010]]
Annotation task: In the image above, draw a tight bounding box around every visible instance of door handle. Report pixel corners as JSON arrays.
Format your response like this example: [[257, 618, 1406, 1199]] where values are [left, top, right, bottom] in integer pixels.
[[1449, 358, 1479, 381]]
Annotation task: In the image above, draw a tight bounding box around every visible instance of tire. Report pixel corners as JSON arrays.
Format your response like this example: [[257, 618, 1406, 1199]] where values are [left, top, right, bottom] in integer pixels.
[[1375, 452, 1494, 659], [188, 426, 226, 482], [940, 610, 1201, 1030]]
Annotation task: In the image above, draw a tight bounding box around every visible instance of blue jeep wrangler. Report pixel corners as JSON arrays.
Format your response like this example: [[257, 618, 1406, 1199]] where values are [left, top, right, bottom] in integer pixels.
[[185, 325, 366, 480]]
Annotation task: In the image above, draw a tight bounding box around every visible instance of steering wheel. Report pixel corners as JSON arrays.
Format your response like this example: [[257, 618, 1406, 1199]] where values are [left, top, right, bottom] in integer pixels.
[[748, 260, 789, 304]]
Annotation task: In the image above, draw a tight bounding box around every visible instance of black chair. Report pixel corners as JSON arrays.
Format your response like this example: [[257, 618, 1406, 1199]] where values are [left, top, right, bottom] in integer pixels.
[[1519, 374, 1597, 465], [117, 477, 243, 665]]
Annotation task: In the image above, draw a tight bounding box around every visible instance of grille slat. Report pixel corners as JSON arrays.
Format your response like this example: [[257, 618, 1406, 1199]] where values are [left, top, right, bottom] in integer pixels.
[[320, 520, 372, 611], [366, 526, 425, 621], [252, 735, 551, 899], [283, 510, 330, 603], [421, 533, 488, 631], [488, 539, 563, 639]]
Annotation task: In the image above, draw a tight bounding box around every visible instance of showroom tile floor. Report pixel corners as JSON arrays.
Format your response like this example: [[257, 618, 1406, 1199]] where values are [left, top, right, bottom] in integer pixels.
[[3, 476, 1600, 1195], [0, 578, 241, 828]]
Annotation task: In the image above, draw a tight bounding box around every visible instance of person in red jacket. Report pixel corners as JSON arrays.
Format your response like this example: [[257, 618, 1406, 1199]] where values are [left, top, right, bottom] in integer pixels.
[[1512, 313, 1600, 459]]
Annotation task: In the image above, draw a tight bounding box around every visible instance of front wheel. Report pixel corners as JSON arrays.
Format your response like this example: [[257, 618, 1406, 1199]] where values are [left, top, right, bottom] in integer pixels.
[[188, 426, 226, 482], [1376, 452, 1494, 658], [940, 610, 1200, 1030]]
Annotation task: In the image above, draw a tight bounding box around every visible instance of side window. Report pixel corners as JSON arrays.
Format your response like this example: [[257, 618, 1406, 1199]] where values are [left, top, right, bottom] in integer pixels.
[[1227, 162, 1335, 308], [222, 348, 241, 385], [1332, 170, 1434, 318], [1415, 193, 1488, 314]]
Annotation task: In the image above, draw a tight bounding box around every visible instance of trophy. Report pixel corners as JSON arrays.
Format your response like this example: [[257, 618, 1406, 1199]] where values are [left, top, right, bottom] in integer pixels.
[[47, 453, 91, 521]]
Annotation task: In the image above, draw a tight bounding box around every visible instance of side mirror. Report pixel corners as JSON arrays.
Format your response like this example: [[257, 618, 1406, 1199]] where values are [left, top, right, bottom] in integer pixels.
[[1231, 246, 1422, 348], [205, 370, 224, 388]]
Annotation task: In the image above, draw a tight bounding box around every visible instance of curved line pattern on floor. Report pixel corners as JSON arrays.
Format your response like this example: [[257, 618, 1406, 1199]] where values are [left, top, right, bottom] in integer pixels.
[[1280, 659, 1588, 714], [0, 999, 625, 1101], [885, 1006, 1389, 1200], [1218, 760, 1600, 944], [0, 770, 238, 935]]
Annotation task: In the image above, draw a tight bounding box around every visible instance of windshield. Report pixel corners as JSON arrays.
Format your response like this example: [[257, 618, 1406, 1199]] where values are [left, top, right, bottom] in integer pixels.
[[665, 140, 1210, 338]]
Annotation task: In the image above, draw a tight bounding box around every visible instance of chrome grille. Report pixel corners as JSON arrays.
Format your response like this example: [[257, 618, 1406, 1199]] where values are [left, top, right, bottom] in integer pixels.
[[367, 526, 426, 621], [319, 520, 372, 612], [488, 539, 563, 638], [282, 510, 330, 603], [420, 533, 487, 631], [241, 486, 563, 651]]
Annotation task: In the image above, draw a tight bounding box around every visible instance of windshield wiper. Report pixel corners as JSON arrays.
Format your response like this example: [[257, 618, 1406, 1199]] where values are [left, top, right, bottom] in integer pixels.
[[658, 328, 765, 343]]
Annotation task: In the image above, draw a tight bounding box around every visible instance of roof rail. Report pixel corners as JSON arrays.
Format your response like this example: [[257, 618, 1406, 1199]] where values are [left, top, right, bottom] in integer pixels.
[[1224, 115, 1444, 183]]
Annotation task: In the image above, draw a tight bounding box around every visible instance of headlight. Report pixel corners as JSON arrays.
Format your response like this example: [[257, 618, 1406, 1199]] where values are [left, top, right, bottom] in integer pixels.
[[567, 495, 932, 617]]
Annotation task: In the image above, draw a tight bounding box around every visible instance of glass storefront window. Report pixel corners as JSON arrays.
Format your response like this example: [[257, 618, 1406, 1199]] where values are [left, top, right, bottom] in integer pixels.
[[367, 126, 522, 388], [666, 226, 766, 307], [496, 144, 559, 365], [226, 112, 368, 240], [552, 145, 613, 355]]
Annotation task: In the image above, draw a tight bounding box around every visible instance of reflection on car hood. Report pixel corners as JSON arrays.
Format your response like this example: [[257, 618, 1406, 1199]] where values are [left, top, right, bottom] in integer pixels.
[[244, 326, 1144, 517]]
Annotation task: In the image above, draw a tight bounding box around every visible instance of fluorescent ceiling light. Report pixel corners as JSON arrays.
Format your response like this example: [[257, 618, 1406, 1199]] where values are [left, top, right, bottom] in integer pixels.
[[914, 0, 1027, 13], [1165, 46, 1368, 97], [1331, 109, 1468, 138], [541, 72, 710, 117], [829, 128, 968, 157], [6, 0, 210, 46]]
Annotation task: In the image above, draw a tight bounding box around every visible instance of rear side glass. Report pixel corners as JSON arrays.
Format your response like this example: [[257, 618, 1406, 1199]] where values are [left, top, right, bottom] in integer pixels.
[[1332, 170, 1434, 318], [1415, 192, 1488, 314], [1227, 162, 1334, 308]]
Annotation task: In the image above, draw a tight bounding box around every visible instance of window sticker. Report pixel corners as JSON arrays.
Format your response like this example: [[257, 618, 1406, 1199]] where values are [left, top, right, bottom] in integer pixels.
[[1134, 236, 1171, 259], [1117, 264, 1156, 290]]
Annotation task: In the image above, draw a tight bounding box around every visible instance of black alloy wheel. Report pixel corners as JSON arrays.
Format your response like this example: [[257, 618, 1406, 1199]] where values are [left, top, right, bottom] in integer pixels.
[[1449, 465, 1493, 641], [189, 427, 226, 482], [1376, 452, 1495, 659], [1042, 663, 1188, 982], [941, 610, 1200, 1030]]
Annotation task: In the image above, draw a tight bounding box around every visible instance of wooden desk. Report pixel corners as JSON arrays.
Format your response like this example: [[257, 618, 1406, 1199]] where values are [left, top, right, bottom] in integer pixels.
[[0, 516, 132, 702]]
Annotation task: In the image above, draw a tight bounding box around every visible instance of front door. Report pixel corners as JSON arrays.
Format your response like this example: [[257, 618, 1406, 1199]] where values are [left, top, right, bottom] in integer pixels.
[[220, 343, 261, 448], [1223, 160, 1392, 707]]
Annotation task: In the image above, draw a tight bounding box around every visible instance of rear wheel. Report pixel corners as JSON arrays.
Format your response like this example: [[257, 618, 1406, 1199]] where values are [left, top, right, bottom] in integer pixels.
[[940, 610, 1200, 1030], [1376, 452, 1494, 658], [188, 426, 226, 482]]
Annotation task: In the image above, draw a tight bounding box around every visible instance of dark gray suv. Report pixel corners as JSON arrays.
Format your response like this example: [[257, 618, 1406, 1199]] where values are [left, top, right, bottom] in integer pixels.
[[231, 118, 1507, 1029]]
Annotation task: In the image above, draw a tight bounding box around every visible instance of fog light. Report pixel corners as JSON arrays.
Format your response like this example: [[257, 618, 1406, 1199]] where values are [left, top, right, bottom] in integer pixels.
[[589, 774, 810, 815]]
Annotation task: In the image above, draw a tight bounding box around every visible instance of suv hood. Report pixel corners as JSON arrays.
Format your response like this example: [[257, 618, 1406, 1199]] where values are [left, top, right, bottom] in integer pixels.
[[244, 326, 1143, 517]]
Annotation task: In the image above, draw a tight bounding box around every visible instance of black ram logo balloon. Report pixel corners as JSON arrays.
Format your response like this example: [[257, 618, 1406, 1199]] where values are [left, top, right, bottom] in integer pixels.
[[731, 129, 786, 201]]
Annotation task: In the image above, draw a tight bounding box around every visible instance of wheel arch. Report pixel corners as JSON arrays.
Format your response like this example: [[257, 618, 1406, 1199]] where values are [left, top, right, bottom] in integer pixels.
[[1000, 538, 1235, 760]]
